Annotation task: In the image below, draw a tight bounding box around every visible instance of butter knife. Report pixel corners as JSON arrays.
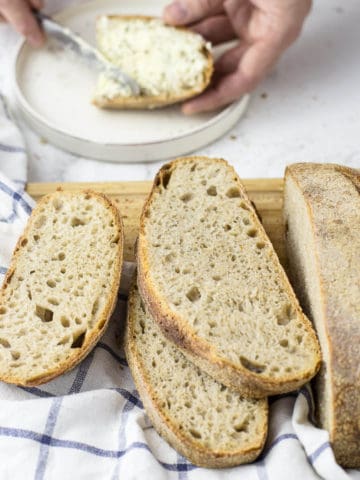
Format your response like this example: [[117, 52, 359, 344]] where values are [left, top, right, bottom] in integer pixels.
[[34, 11, 141, 96]]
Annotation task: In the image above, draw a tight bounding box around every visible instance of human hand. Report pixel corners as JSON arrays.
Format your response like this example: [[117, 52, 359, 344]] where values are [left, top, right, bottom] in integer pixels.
[[0, 0, 45, 47], [163, 0, 311, 113]]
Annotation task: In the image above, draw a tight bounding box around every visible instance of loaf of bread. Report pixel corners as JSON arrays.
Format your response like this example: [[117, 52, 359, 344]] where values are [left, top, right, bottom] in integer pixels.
[[125, 281, 268, 468], [137, 156, 321, 398], [0, 190, 123, 386], [284, 163, 360, 468], [93, 15, 213, 109]]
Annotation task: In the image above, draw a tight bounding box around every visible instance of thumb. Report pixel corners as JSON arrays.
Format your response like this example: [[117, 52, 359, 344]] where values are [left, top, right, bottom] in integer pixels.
[[163, 0, 224, 25]]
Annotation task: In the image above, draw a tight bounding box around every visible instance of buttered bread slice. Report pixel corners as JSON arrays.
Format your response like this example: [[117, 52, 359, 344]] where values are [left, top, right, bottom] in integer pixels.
[[93, 15, 213, 109], [125, 282, 268, 468], [0, 190, 123, 386], [137, 157, 321, 398]]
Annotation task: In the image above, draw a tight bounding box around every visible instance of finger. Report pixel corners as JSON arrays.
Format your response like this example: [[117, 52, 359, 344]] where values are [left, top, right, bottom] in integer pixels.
[[190, 15, 236, 45], [215, 42, 247, 74], [0, 0, 45, 47], [30, 0, 44, 9], [163, 0, 224, 26], [224, 0, 251, 38], [240, 39, 281, 80]]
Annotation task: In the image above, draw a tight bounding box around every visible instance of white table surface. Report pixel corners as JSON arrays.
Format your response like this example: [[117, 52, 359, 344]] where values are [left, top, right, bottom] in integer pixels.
[[0, 0, 359, 183]]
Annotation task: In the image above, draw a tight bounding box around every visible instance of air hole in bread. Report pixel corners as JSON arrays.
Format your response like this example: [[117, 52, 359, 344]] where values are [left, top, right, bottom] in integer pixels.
[[20, 238, 28, 247], [279, 339, 288, 348], [190, 164, 197, 172], [47, 280, 56, 288], [256, 242, 265, 250], [11, 351, 20, 361], [240, 202, 249, 211], [71, 330, 86, 348], [186, 286, 201, 303], [223, 224, 231, 231], [53, 199, 63, 211], [240, 356, 265, 374], [92, 299, 100, 316], [0, 307, 6, 315], [247, 228, 257, 238], [152, 359, 156, 367], [243, 218, 250, 226], [206, 186, 217, 196], [0, 338, 10, 348], [175, 267, 180, 274], [209, 320, 217, 328], [189, 428, 202, 439], [71, 217, 86, 227], [185, 401, 192, 408], [164, 253, 175, 263], [58, 252, 65, 261], [74, 317, 81, 325], [57, 335, 70, 346], [277, 304, 294, 326], [61, 316, 70, 328], [234, 420, 248, 433], [33, 235, 40, 242], [34, 215, 46, 229], [48, 298, 59, 306], [161, 169, 171, 189], [139, 319, 145, 334], [180, 193, 193, 203], [35, 305, 53, 323], [226, 187, 241, 198], [296, 335, 303, 344]]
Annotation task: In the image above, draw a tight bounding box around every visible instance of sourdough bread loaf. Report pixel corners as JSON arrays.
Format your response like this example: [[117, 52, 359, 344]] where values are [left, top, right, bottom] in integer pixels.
[[284, 162, 360, 468], [0, 190, 123, 386], [125, 281, 268, 468], [137, 156, 321, 398], [93, 15, 213, 109]]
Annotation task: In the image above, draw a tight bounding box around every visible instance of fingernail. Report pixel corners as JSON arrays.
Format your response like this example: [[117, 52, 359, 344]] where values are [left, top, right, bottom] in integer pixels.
[[164, 2, 188, 23]]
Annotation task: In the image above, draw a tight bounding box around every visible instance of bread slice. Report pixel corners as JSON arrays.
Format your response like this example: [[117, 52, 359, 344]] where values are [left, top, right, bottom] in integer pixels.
[[0, 190, 123, 386], [93, 15, 213, 109], [137, 157, 321, 398], [125, 281, 268, 468], [284, 163, 360, 468]]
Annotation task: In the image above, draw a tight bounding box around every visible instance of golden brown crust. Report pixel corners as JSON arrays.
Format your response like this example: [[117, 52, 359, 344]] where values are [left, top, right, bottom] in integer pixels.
[[93, 15, 213, 110], [285, 163, 360, 468], [125, 281, 268, 468], [137, 156, 321, 398], [0, 190, 123, 386]]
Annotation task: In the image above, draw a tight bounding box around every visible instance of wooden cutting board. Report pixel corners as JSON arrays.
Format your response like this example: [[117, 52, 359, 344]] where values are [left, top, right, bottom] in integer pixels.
[[26, 179, 286, 265]]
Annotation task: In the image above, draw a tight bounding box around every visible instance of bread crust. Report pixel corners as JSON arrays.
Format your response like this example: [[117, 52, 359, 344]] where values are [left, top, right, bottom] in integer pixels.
[[137, 156, 321, 398], [125, 281, 268, 468], [0, 190, 123, 386], [284, 163, 360, 468], [93, 15, 213, 109]]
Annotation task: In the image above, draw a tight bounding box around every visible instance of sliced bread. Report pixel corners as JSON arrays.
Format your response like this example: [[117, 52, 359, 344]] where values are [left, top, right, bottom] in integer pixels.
[[0, 190, 123, 386], [284, 163, 360, 468], [137, 157, 321, 398], [125, 281, 268, 468], [93, 15, 213, 109]]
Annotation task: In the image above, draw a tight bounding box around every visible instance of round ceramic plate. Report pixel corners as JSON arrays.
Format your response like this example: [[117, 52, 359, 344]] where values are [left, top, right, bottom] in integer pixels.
[[13, 0, 249, 163]]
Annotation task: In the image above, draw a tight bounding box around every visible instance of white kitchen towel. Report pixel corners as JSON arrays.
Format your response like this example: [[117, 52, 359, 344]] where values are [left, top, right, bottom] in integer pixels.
[[0, 175, 359, 480], [0, 93, 28, 183]]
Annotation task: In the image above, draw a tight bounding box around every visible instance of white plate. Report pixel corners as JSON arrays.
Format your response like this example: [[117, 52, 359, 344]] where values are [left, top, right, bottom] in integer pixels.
[[13, 0, 249, 163]]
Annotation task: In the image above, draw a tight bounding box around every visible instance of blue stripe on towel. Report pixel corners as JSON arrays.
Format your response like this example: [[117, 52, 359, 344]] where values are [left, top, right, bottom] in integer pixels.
[[0, 426, 198, 471], [0, 180, 32, 215]]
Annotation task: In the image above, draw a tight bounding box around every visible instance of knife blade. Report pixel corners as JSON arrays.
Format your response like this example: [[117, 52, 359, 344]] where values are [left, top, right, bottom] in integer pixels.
[[34, 11, 141, 96]]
